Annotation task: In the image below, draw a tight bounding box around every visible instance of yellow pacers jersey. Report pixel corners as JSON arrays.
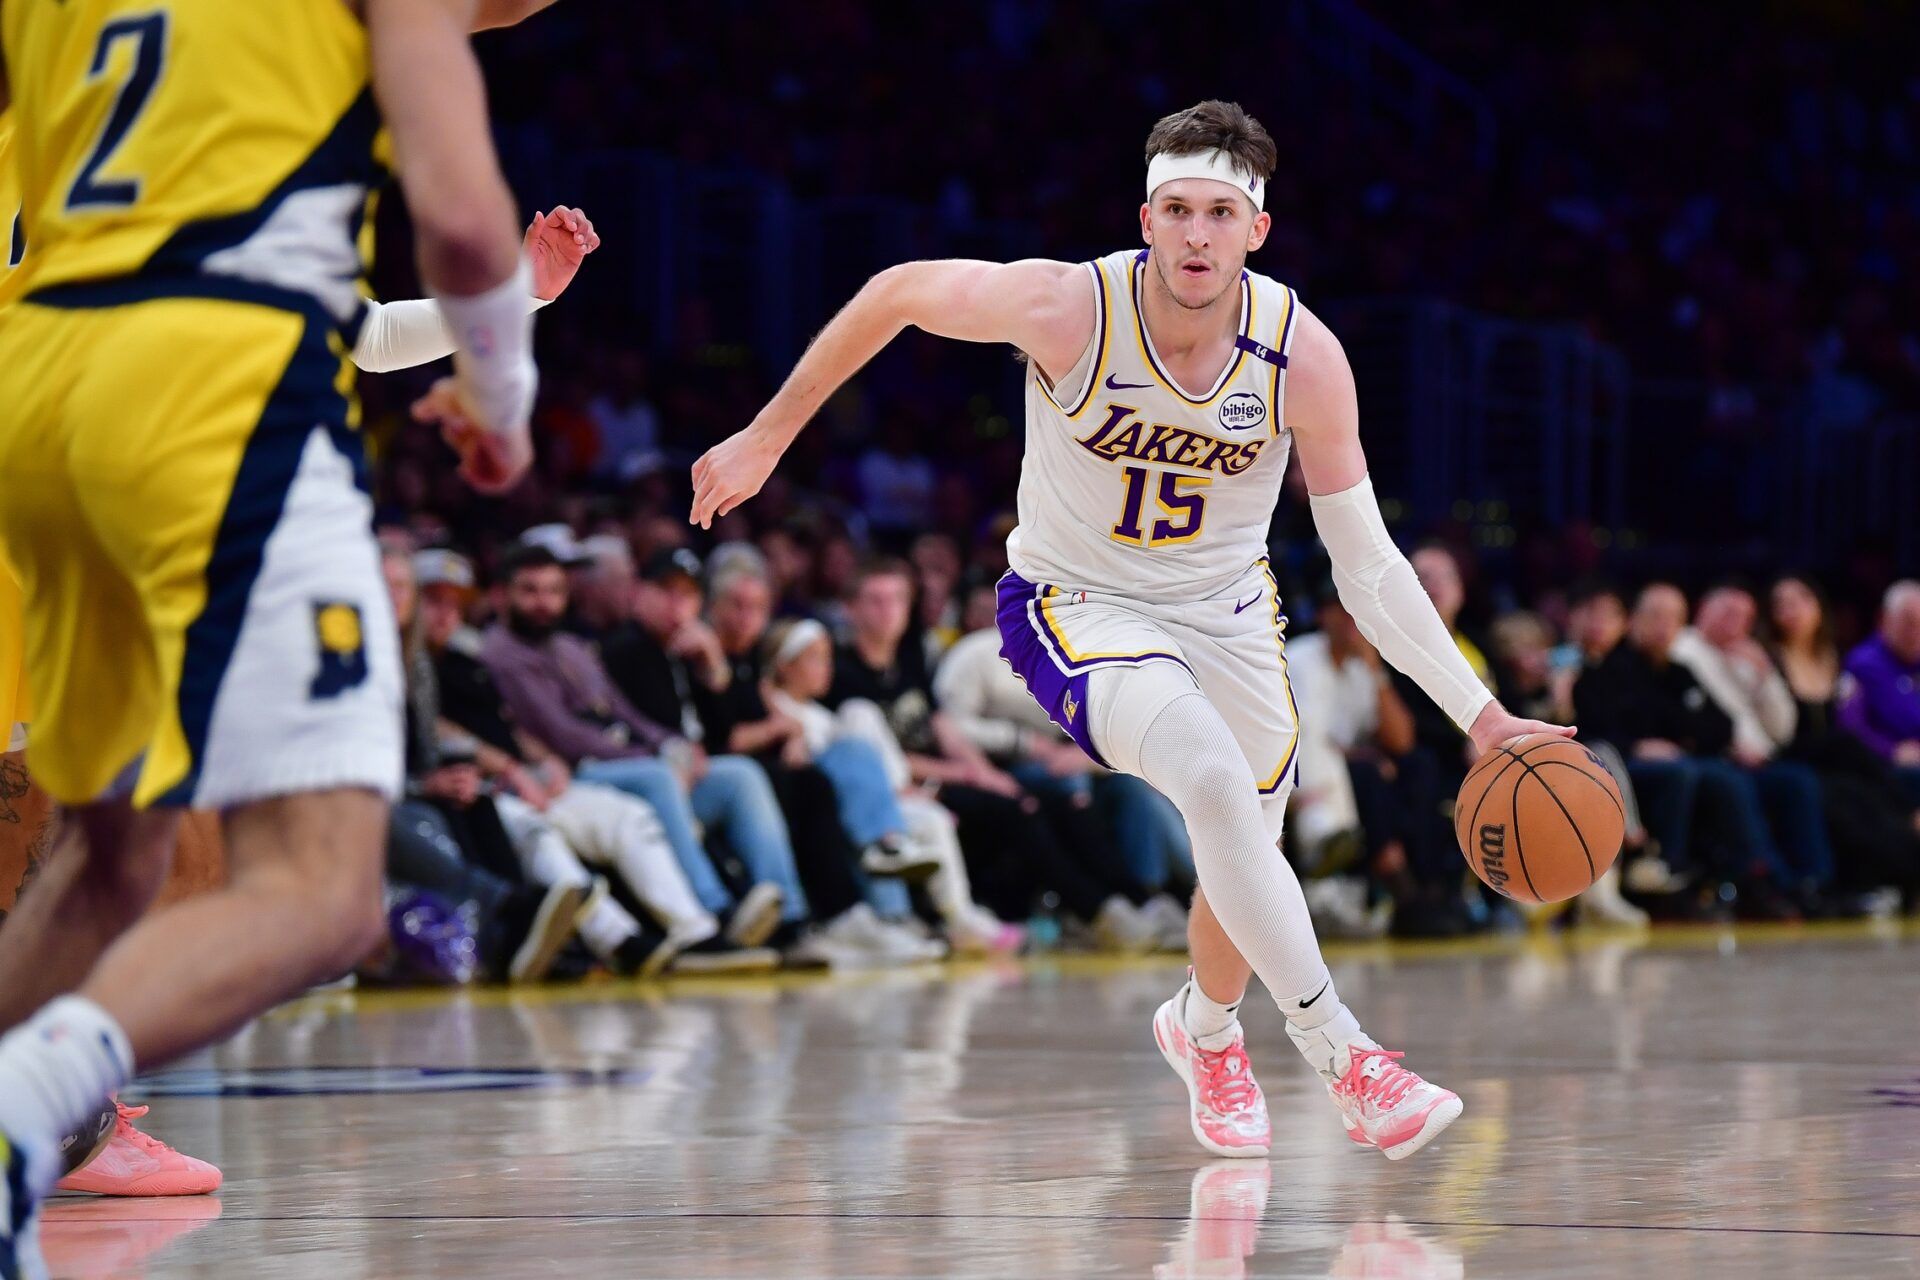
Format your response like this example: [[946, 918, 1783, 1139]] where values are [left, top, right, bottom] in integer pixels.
[[0, 111, 23, 308], [0, 115, 27, 733], [1, 0, 381, 321]]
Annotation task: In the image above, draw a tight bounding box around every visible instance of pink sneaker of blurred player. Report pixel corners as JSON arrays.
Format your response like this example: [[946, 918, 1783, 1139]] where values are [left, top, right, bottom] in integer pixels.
[[56, 1103, 223, 1197], [1152, 985, 1271, 1158]]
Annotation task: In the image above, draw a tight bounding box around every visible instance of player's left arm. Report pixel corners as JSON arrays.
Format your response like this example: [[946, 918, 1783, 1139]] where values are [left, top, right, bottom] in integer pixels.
[[1287, 304, 1573, 752], [354, 206, 598, 373]]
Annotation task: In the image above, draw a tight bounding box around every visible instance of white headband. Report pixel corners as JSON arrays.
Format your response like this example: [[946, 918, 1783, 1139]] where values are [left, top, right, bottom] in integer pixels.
[[1146, 149, 1264, 212], [772, 618, 829, 670]]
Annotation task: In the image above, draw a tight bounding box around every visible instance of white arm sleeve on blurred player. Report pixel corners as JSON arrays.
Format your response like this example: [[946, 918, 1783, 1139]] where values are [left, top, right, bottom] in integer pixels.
[[353, 293, 551, 374], [1309, 475, 1494, 734]]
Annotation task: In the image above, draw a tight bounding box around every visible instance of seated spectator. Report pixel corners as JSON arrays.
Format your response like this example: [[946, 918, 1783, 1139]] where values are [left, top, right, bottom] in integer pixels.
[[1574, 583, 1802, 918], [933, 582, 1191, 950], [572, 533, 640, 640], [1768, 575, 1920, 903], [1672, 585, 1845, 911], [1841, 580, 1920, 807], [413, 550, 776, 974], [827, 559, 1158, 950], [910, 533, 965, 661], [703, 551, 949, 964], [479, 545, 808, 955], [601, 548, 942, 966], [764, 618, 1025, 954], [379, 547, 588, 983]]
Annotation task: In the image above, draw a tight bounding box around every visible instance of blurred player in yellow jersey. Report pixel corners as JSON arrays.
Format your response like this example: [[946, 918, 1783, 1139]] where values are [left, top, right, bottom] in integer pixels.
[[0, 111, 596, 1209], [0, 2, 559, 1270]]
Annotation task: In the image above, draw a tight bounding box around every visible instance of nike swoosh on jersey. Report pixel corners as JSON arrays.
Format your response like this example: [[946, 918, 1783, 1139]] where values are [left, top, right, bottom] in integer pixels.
[[1104, 374, 1154, 391], [1233, 594, 1263, 614]]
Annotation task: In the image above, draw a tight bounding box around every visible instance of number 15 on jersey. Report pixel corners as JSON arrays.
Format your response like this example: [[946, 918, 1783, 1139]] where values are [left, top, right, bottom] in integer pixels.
[[1111, 466, 1211, 547]]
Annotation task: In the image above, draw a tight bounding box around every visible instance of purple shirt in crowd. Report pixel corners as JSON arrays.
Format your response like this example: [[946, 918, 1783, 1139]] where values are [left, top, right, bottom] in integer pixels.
[[1839, 634, 1920, 760], [479, 624, 675, 765]]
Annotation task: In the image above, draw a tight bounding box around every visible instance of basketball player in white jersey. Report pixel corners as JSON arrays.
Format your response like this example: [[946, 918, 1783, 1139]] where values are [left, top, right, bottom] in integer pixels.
[[691, 100, 1572, 1161]]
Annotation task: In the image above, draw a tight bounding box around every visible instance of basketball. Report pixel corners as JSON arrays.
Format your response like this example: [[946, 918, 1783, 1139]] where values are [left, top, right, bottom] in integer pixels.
[[1455, 734, 1625, 904]]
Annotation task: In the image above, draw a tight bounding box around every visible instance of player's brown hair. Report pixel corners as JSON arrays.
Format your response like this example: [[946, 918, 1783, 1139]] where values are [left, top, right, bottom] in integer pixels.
[[1144, 100, 1277, 184]]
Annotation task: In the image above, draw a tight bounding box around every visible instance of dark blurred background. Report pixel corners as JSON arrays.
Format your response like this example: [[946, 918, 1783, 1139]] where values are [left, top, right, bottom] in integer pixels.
[[362, 0, 1919, 643]]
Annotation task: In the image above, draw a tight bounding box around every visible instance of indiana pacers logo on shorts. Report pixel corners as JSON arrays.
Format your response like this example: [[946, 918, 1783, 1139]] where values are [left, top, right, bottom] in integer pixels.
[[311, 601, 369, 700]]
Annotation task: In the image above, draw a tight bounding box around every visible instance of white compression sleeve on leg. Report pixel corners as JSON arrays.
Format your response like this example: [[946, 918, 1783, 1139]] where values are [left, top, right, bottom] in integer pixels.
[[436, 258, 539, 434], [1123, 687, 1329, 1002], [352, 295, 553, 374], [1309, 476, 1494, 733]]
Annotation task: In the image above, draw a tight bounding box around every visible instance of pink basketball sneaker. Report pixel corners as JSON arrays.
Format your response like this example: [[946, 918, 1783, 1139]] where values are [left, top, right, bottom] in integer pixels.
[[1152, 987, 1271, 1158], [1328, 1045, 1462, 1161], [56, 1103, 223, 1197]]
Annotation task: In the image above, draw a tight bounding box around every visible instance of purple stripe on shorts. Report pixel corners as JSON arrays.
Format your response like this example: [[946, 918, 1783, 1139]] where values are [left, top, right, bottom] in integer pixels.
[[995, 572, 1109, 767]]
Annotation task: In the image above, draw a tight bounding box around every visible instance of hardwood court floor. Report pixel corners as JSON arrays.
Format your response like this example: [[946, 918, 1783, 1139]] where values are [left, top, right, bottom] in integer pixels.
[[40, 921, 1920, 1278]]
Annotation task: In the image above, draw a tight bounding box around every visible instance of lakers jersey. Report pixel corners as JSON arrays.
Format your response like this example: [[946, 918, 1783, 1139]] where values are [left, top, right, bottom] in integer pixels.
[[0, 0, 382, 322], [1007, 248, 1300, 604]]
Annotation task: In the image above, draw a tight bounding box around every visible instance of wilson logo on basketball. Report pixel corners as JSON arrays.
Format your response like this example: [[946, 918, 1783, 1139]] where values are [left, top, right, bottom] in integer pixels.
[[1477, 824, 1512, 896], [1217, 392, 1266, 431]]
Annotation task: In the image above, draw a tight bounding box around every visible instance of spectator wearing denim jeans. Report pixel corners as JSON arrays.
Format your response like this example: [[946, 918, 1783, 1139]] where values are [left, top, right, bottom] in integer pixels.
[[478, 544, 798, 948]]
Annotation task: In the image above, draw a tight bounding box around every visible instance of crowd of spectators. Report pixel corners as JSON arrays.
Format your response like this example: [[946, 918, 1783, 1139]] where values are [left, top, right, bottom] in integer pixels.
[[358, 498, 1920, 985]]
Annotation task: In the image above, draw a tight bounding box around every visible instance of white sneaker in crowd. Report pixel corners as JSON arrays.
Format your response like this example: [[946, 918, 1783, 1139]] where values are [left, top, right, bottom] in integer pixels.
[[1091, 895, 1158, 953], [1140, 893, 1191, 952], [1578, 865, 1650, 927], [1304, 877, 1388, 940]]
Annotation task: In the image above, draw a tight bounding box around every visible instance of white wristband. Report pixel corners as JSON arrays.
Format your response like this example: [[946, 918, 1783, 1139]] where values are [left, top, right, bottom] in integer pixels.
[[437, 258, 538, 435]]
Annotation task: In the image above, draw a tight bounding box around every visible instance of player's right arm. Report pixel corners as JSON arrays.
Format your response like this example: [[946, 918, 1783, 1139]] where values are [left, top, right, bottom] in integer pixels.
[[690, 259, 1094, 528], [366, 0, 534, 492]]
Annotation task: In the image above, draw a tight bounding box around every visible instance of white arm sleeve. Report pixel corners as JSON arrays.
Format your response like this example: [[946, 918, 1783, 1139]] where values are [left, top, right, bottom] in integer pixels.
[[353, 294, 552, 374], [1308, 476, 1495, 734]]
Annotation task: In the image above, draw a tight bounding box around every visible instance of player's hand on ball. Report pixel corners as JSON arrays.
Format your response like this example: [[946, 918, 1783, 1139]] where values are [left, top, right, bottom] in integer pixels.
[[525, 206, 600, 301], [413, 377, 533, 495], [690, 427, 782, 528], [1466, 701, 1575, 756]]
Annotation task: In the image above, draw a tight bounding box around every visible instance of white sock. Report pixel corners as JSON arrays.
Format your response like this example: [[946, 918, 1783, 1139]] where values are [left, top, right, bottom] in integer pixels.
[[1181, 979, 1244, 1051], [0, 997, 133, 1196], [1276, 968, 1371, 1083]]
